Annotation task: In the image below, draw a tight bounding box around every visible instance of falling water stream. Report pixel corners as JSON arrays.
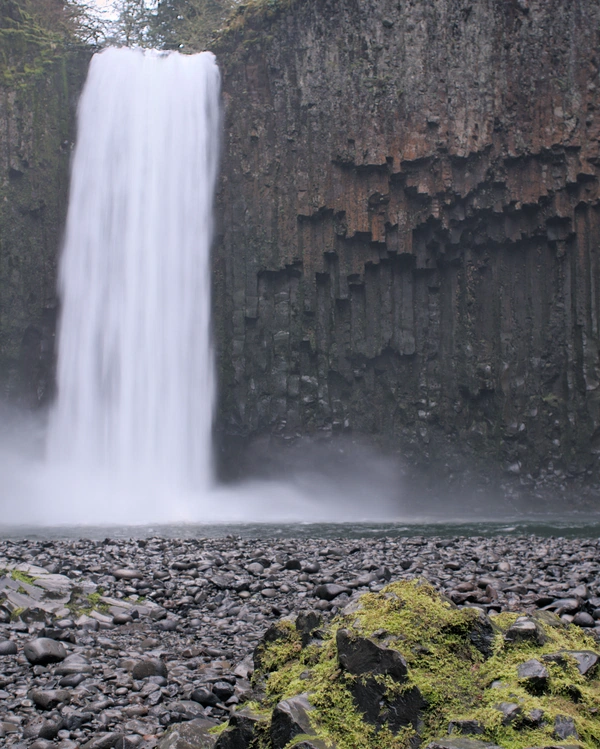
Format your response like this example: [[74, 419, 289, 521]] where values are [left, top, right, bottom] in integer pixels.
[[48, 48, 220, 493]]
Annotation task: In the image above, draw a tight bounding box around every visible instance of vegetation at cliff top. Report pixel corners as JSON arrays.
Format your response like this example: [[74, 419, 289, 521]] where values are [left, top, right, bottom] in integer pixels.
[[0, 0, 100, 83], [0, 0, 293, 74], [97, 0, 293, 50], [104, 0, 242, 49]]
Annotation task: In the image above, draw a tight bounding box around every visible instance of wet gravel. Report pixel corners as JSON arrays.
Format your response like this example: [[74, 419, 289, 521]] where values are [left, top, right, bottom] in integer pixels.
[[0, 534, 599, 748]]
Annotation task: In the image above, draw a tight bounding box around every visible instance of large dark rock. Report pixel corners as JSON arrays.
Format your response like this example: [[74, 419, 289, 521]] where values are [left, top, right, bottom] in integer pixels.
[[504, 618, 546, 646], [112, 569, 143, 580], [494, 702, 522, 726], [296, 610, 322, 646], [517, 659, 549, 690], [553, 715, 578, 740], [191, 688, 221, 708], [29, 688, 71, 710], [468, 612, 496, 659], [23, 638, 67, 665], [336, 629, 408, 679], [23, 717, 63, 740], [544, 599, 582, 615], [166, 701, 207, 722], [216, 709, 268, 749], [131, 658, 168, 680], [0, 640, 17, 655], [254, 622, 295, 670], [543, 650, 600, 676], [270, 693, 316, 749], [314, 584, 351, 601], [212, 681, 235, 701], [63, 711, 93, 731], [54, 653, 93, 675], [351, 676, 427, 735], [566, 650, 599, 676], [336, 629, 426, 736], [156, 719, 217, 749], [571, 612, 595, 628]]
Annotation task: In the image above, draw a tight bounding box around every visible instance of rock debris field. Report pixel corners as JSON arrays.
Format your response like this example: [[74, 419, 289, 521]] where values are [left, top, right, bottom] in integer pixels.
[[0, 534, 599, 749]]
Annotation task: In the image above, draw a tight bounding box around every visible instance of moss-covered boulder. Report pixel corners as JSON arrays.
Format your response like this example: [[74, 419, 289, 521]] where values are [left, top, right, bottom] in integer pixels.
[[217, 580, 600, 749]]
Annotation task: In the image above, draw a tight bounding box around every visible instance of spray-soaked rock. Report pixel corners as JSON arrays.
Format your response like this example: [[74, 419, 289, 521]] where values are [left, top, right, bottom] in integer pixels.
[[504, 618, 546, 646], [131, 658, 167, 680], [336, 629, 408, 679], [29, 688, 71, 710], [23, 638, 67, 665], [157, 720, 217, 749], [313, 584, 351, 601], [270, 694, 316, 749]]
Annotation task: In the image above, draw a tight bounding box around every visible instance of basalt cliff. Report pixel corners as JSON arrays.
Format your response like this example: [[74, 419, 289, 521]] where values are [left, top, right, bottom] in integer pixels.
[[0, 2, 89, 408], [2, 0, 600, 491], [212, 0, 600, 488]]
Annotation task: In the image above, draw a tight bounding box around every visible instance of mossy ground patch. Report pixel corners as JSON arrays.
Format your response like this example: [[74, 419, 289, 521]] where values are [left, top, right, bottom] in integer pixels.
[[251, 581, 600, 749]]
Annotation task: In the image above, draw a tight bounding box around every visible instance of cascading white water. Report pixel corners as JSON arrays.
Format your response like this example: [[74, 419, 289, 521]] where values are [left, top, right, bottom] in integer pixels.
[[47, 47, 220, 494]]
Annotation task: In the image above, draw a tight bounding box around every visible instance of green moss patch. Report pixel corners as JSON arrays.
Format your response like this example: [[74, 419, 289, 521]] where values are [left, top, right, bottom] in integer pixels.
[[10, 570, 36, 586], [248, 581, 600, 749], [66, 587, 110, 616]]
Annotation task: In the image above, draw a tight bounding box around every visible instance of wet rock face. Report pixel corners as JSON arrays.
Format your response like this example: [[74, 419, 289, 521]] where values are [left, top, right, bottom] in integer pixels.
[[270, 693, 315, 748], [0, 9, 90, 407], [336, 629, 408, 679], [214, 0, 600, 482], [336, 628, 426, 735]]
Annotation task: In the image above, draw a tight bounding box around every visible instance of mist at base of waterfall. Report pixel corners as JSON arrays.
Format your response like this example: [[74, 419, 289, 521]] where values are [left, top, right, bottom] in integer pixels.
[[0, 415, 400, 526], [2, 404, 597, 530]]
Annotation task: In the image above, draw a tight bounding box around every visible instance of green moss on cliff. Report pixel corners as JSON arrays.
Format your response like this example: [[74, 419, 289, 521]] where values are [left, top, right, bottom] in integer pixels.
[[215, 0, 297, 46], [0, 0, 85, 85], [0, 1, 91, 404]]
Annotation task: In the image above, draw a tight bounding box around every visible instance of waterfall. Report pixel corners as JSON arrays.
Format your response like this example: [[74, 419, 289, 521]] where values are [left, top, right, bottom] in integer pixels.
[[47, 47, 220, 495]]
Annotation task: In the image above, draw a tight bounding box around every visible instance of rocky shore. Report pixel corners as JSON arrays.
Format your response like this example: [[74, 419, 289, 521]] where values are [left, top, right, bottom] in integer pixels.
[[0, 534, 599, 748]]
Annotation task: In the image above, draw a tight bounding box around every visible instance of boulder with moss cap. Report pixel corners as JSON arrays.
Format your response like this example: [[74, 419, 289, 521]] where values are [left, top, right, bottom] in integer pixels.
[[196, 581, 600, 749]]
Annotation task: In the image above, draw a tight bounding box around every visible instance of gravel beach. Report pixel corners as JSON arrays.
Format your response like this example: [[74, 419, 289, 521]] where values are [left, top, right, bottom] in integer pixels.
[[0, 534, 599, 748]]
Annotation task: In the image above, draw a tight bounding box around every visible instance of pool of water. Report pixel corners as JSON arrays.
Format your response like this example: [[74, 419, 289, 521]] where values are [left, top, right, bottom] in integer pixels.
[[2, 516, 600, 540]]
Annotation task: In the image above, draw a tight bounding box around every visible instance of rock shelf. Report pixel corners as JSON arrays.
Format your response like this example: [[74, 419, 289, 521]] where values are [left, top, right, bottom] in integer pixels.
[[0, 534, 598, 748]]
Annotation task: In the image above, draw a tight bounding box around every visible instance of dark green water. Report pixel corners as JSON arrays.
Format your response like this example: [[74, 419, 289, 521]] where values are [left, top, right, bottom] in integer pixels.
[[1, 517, 600, 540]]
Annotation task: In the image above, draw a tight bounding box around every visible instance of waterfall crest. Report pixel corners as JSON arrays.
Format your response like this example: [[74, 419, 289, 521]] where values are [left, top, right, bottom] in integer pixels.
[[48, 47, 220, 493]]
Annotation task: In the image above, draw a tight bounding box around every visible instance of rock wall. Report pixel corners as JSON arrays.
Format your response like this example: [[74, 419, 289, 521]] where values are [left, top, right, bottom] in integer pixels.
[[214, 0, 600, 482], [0, 5, 90, 407]]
